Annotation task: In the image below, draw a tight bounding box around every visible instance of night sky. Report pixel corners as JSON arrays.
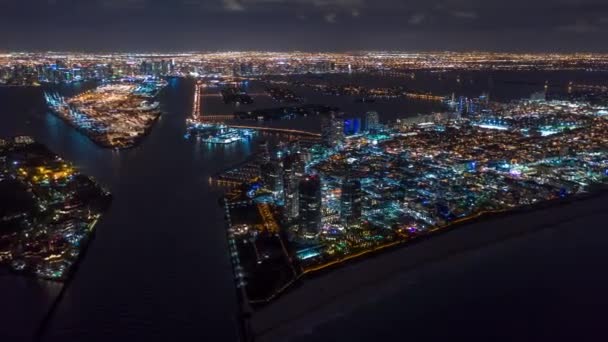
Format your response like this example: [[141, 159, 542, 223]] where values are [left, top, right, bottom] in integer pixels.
[[1, 0, 608, 52]]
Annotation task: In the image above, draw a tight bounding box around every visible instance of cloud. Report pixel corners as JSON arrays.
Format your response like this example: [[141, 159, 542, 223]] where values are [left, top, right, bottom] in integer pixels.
[[310, 0, 364, 8], [451, 11, 478, 19], [222, 0, 245, 11], [408, 13, 425, 25], [324, 12, 337, 23], [558, 21, 599, 33], [214, 0, 364, 13], [99, 0, 147, 10]]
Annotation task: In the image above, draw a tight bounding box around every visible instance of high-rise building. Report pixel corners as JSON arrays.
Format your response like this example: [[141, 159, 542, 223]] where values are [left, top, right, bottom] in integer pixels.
[[298, 175, 322, 238], [256, 140, 271, 165], [261, 162, 283, 200], [238, 63, 254, 76], [343, 118, 362, 136], [340, 178, 362, 227], [282, 155, 300, 221], [140, 61, 149, 75], [160, 60, 169, 75], [364, 111, 380, 132], [456, 96, 468, 115], [530, 91, 546, 101], [321, 112, 344, 148]]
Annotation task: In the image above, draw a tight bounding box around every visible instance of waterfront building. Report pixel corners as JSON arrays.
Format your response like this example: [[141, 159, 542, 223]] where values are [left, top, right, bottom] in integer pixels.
[[321, 112, 345, 148], [256, 140, 271, 165], [14, 136, 35, 145], [456, 96, 468, 115], [340, 178, 362, 228], [298, 175, 322, 239], [283, 155, 300, 221], [530, 91, 547, 101], [261, 161, 283, 201], [364, 111, 380, 132], [344, 118, 362, 136]]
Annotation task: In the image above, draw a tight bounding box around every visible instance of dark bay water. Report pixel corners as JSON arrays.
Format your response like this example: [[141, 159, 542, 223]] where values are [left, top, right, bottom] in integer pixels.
[[1, 78, 246, 341], [1, 70, 607, 341], [289, 197, 608, 342]]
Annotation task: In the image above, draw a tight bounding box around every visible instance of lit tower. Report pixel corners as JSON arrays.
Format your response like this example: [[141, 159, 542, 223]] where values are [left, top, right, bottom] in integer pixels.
[[282, 154, 300, 221], [256, 140, 271, 165], [364, 111, 380, 132], [340, 178, 362, 228], [261, 161, 283, 201], [298, 175, 322, 239], [321, 112, 344, 148]]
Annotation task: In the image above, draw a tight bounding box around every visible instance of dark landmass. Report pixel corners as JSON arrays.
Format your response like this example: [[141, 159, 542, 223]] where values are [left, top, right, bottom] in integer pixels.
[[0, 137, 111, 280], [222, 87, 254, 105], [265, 87, 303, 103], [234, 104, 338, 121]]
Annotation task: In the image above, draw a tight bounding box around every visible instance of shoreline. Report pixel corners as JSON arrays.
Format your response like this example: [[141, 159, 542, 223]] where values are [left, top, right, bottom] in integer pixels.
[[301, 189, 608, 278], [47, 107, 162, 151], [241, 189, 608, 341], [45, 85, 166, 151], [0, 137, 112, 341], [32, 213, 108, 340], [242, 188, 607, 308]]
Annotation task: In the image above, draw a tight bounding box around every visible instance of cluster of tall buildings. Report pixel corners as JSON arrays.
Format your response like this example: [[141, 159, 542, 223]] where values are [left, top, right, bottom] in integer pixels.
[[0, 58, 176, 85], [257, 111, 378, 241], [0, 64, 39, 85], [0, 60, 162, 85], [37, 61, 120, 83], [139, 60, 176, 78], [321, 111, 381, 147], [447, 94, 490, 116]]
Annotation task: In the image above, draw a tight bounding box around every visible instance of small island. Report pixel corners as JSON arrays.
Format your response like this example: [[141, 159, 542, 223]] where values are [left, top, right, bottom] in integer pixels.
[[44, 80, 166, 149], [0, 136, 111, 280]]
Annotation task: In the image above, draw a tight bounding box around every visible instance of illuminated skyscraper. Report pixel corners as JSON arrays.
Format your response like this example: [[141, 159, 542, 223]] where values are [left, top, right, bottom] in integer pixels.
[[343, 117, 362, 136], [321, 112, 344, 148], [282, 155, 300, 221], [256, 140, 271, 165], [364, 111, 380, 132], [298, 175, 322, 238], [340, 178, 362, 228], [457, 96, 468, 115], [261, 161, 283, 200], [530, 91, 546, 101]]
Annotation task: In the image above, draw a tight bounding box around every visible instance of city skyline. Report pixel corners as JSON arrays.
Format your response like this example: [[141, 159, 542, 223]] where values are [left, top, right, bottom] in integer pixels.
[[2, 2, 608, 340]]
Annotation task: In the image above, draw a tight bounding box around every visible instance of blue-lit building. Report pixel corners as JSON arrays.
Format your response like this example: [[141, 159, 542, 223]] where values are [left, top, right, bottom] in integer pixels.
[[343, 118, 362, 136], [457, 96, 468, 115]]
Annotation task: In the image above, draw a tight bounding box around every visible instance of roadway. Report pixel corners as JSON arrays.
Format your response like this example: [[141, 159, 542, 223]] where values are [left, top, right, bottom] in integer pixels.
[[190, 81, 319, 138]]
